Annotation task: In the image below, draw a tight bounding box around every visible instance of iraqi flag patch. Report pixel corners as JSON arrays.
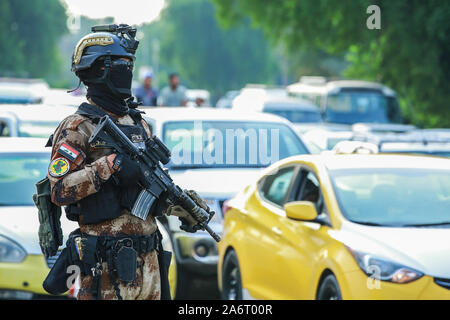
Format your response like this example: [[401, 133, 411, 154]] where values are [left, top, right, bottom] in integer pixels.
[[57, 143, 80, 162]]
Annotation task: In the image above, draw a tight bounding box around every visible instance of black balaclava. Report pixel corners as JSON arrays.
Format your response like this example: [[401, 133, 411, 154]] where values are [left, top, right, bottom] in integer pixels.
[[80, 58, 133, 117]]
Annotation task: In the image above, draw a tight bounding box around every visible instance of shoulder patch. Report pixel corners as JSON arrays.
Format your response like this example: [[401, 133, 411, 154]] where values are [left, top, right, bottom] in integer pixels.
[[57, 143, 80, 162], [49, 158, 70, 177]]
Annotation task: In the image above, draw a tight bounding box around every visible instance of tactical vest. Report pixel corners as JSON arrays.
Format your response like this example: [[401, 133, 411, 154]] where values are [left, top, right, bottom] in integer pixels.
[[65, 103, 149, 225]]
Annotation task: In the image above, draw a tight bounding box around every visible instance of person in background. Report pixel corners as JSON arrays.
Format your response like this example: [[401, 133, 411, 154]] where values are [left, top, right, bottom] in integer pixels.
[[157, 73, 187, 107], [135, 72, 158, 106]]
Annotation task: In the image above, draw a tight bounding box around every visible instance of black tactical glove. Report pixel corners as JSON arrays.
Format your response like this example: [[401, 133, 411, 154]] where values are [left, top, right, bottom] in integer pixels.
[[112, 153, 148, 188]]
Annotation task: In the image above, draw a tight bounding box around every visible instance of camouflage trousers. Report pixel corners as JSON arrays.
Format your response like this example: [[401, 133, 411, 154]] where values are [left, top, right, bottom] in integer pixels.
[[77, 250, 161, 300]]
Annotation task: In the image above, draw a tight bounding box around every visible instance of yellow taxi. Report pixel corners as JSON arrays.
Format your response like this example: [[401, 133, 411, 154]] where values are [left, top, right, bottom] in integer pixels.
[[218, 154, 450, 299]]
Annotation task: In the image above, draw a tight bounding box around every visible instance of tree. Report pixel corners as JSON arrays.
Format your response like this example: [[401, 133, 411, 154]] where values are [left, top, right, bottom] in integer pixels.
[[212, 0, 450, 127], [0, 0, 67, 79], [136, 0, 281, 101]]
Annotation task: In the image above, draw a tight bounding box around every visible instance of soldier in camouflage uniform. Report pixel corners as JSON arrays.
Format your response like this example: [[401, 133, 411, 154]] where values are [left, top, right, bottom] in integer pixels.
[[47, 24, 202, 300]]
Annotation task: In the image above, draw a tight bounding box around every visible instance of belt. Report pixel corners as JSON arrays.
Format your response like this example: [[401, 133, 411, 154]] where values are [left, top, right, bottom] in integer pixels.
[[93, 233, 160, 257], [78, 231, 161, 300]]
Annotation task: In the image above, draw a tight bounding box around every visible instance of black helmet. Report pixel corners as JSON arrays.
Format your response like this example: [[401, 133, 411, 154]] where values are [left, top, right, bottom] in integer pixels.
[[71, 24, 139, 100], [72, 24, 139, 72]]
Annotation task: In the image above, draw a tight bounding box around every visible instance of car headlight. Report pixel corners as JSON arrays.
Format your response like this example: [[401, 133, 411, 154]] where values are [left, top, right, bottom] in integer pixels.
[[0, 235, 27, 263], [346, 246, 423, 284]]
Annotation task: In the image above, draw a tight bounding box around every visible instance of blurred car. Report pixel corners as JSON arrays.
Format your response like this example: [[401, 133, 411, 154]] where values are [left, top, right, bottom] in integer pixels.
[[300, 121, 417, 152], [216, 90, 239, 109], [186, 89, 211, 107], [352, 129, 450, 157], [0, 78, 49, 105], [301, 128, 354, 152], [287, 77, 408, 128], [43, 88, 86, 107], [219, 154, 450, 300], [0, 104, 75, 138], [232, 87, 322, 130], [142, 107, 310, 298], [0, 138, 78, 299]]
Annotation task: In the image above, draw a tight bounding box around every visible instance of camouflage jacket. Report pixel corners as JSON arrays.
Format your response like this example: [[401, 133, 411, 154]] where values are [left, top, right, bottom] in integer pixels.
[[48, 105, 161, 236]]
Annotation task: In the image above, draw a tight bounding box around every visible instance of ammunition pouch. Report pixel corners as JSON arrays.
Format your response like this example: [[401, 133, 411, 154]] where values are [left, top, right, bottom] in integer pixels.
[[33, 177, 63, 258]]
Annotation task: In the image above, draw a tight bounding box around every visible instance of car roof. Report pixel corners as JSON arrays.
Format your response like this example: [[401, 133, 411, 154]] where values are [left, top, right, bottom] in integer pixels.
[[0, 137, 49, 153], [140, 107, 292, 124], [0, 104, 76, 121], [276, 153, 450, 171], [288, 79, 396, 96], [263, 97, 319, 111]]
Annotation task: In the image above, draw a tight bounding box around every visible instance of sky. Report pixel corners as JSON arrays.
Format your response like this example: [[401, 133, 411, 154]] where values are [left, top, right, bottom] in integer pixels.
[[63, 0, 166, 26]]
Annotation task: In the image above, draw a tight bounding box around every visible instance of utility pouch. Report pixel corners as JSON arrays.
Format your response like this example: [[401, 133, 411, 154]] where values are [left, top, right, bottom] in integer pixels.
[[43, 228, 82, 295], [114, 243, 137, 283], [158, 250, 172, 300], [43, 248, 71, 295], [33, 177, 63, 258]]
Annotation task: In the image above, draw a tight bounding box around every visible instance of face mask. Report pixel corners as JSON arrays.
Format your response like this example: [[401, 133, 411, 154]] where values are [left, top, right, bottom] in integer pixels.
[[108, 59, 134, 99]]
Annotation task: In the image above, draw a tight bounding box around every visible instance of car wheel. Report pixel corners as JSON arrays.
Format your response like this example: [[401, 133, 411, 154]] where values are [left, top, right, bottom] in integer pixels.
[[221, 250, 243, 300], [316, 274, 342, 300]]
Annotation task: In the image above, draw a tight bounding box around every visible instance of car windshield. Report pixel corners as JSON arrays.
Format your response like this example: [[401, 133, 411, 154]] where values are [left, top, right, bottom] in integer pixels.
[[18, 121, 60, 138], [163, 120, 308, 169], [264, 108, 321, 123], [0, 152, 50, 206], [330, 168, 450, 227], [326, 90, 401, 124]]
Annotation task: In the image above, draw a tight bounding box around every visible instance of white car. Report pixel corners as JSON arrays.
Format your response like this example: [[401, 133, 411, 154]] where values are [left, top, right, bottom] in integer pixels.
[[0, 138, 79, 299], [0, 78, 49, 105], [43, 89, 86, 108], [231, 86, 322, 132], [142, 107, 310, 298], [0, 104, 76, 138]]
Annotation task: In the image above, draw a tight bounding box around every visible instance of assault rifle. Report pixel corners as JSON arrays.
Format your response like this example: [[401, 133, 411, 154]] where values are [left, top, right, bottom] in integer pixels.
[[88, 115, 221, 242]]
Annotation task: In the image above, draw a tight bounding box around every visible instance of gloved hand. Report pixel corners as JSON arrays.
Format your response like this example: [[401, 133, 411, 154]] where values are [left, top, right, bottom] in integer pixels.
[[111, 153, 147, 188], [185, 189, 213, 222], [165, 205, 203, 233]]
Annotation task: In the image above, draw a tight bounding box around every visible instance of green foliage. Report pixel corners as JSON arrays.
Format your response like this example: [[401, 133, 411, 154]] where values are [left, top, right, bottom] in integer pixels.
[[136, 0, 280, 100], [0, 0, 68, 78], [212, 0, 450, 127]]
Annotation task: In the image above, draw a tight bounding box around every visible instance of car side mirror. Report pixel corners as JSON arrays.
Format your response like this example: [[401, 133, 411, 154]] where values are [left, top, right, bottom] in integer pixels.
[[284, 201, 318, 221]]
